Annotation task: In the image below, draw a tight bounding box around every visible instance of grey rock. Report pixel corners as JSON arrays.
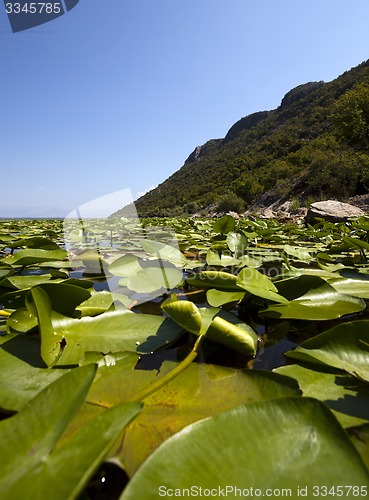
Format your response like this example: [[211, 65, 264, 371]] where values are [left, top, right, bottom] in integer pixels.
[[306, 200, 365, 224]]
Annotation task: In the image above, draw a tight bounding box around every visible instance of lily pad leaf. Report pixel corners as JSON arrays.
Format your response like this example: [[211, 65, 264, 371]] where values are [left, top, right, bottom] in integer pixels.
[[186, 270, 244, 292], [120, 398, 369, 499], [39, 283, 91, 316], [349, 425, 369, 471], [0, 274, 52, 291], [108, 254, 142, 277], [283, 244, 313, 262], [4, 248, 67, 267], [261, 284, 365, 320], [285, 320, 369, 382], [0, 348, 67, 412], [205, 249, 240, 267], [236, 267, 289, 303], [84, 352, 300, 476], [76, 290, 115, 316], [162, 297, 257, 353], [206, 289, 246, 307], [226, 232, 247, 255], [161, 296, 202, 335], [140, 239, 186, 267], [328, 276, 369, 298], [31, 287, 179, 366], [0, 365, 97, 495], [7, 237, 60, 250], [205, 316, 258, 355], [0, 364, 141, 499], [127, 266, 183, 294], [275, 364, 369, 428], [213, 215, 236, 234]]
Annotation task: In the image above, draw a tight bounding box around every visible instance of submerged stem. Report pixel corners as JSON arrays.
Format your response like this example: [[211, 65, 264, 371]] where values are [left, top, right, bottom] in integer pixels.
[[126, 335, 205, 402]]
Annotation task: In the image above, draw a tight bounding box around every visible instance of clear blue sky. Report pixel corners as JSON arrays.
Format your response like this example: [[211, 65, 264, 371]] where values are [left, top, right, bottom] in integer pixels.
[[2, 0, 369, 217]]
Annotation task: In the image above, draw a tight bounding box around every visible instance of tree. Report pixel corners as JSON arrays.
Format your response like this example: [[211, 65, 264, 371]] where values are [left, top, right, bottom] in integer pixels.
[[332, 83, 369, 148]]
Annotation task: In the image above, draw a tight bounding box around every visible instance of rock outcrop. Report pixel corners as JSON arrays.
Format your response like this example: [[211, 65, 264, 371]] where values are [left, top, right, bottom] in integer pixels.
[[280, 81, 324, 107], [305, 200, 365, 223], [223, 111, 270, 143], [184, 139, 222, 165]]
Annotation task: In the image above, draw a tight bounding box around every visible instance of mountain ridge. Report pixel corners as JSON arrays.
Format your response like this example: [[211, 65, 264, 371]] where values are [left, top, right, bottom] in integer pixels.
[[112, 59, 369, 218]]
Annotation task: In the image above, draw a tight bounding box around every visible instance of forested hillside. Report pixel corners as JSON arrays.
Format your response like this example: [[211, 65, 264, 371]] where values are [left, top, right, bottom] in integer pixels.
[[113, 59, 369, 217]]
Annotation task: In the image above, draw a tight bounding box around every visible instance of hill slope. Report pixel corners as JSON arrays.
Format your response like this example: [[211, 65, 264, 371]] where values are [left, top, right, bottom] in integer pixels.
[[113, 59, 369, 217]]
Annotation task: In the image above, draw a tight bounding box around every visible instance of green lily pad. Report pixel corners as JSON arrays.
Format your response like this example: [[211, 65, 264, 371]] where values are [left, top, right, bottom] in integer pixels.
[[206, 249, 241, 267], [3, 248, 67, 267], [261, 284, 365, 320], [275, 364, 369, 428], [0, 364, 141, 499], [285, 320, 369, 381], [84, 351, 300, 476], [31, 287, 182, 366], [120, 398, 369, 499], [0, 348, 67, 412], [206, 289, 245, 307], [127, 266, 183, 294], [213, 215, 236, 234], [186, 270, 244, 291], [236, 267, 289, 303]]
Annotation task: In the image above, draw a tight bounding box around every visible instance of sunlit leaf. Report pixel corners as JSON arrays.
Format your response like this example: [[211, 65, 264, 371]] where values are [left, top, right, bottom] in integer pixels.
[[236, 267, 289, 303], [285, 320, 369, 381], [213, 215, 236, 235], [0, 364, 141, 499], [275, 364, 369, 428], [206, 289, 245, 307], [32, 287, 181, 366], [262, 284, 365, 320], [3, 249, 67, 266], [84, 352, 300, 476], [120, 398, 369, 498]]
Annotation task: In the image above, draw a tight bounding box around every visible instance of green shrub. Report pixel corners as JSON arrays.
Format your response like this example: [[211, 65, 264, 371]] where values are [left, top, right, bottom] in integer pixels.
[[217, 193, 245, 214]]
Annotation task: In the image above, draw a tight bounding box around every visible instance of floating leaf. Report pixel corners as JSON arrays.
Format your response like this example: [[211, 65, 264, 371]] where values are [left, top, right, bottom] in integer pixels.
[[7, 237, 60, 250], [3, 249, 67, 267], [236, 267, 289, 303], [32, 287, 181, 366], [329, 276, 369, 298], [127, 266, 183, 294], [120, 398, 369, 498], [349, 425, 369, 471], [0, 348, 67, 412], [162, 297, 257, 353], [0, 274, 52, 291], [140, 239, 186, 267], [275, 364, 369, 428], [205, 249, 240, 267], [0, 364, 141, 499], [213, 215, 236, 235], [226, 232, 247, 255], [205, 316, 258, 355], [76, 290, 115, 316], [161, 296, 202, 335], [108, 254, 142, 277], [285, 320, 369, 381], [186, 270, 244, 291], [84, 352, 300, 476], [283, 244, 313, 262], [262, 283, 365, 320], [206, 289, 245, 307]]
